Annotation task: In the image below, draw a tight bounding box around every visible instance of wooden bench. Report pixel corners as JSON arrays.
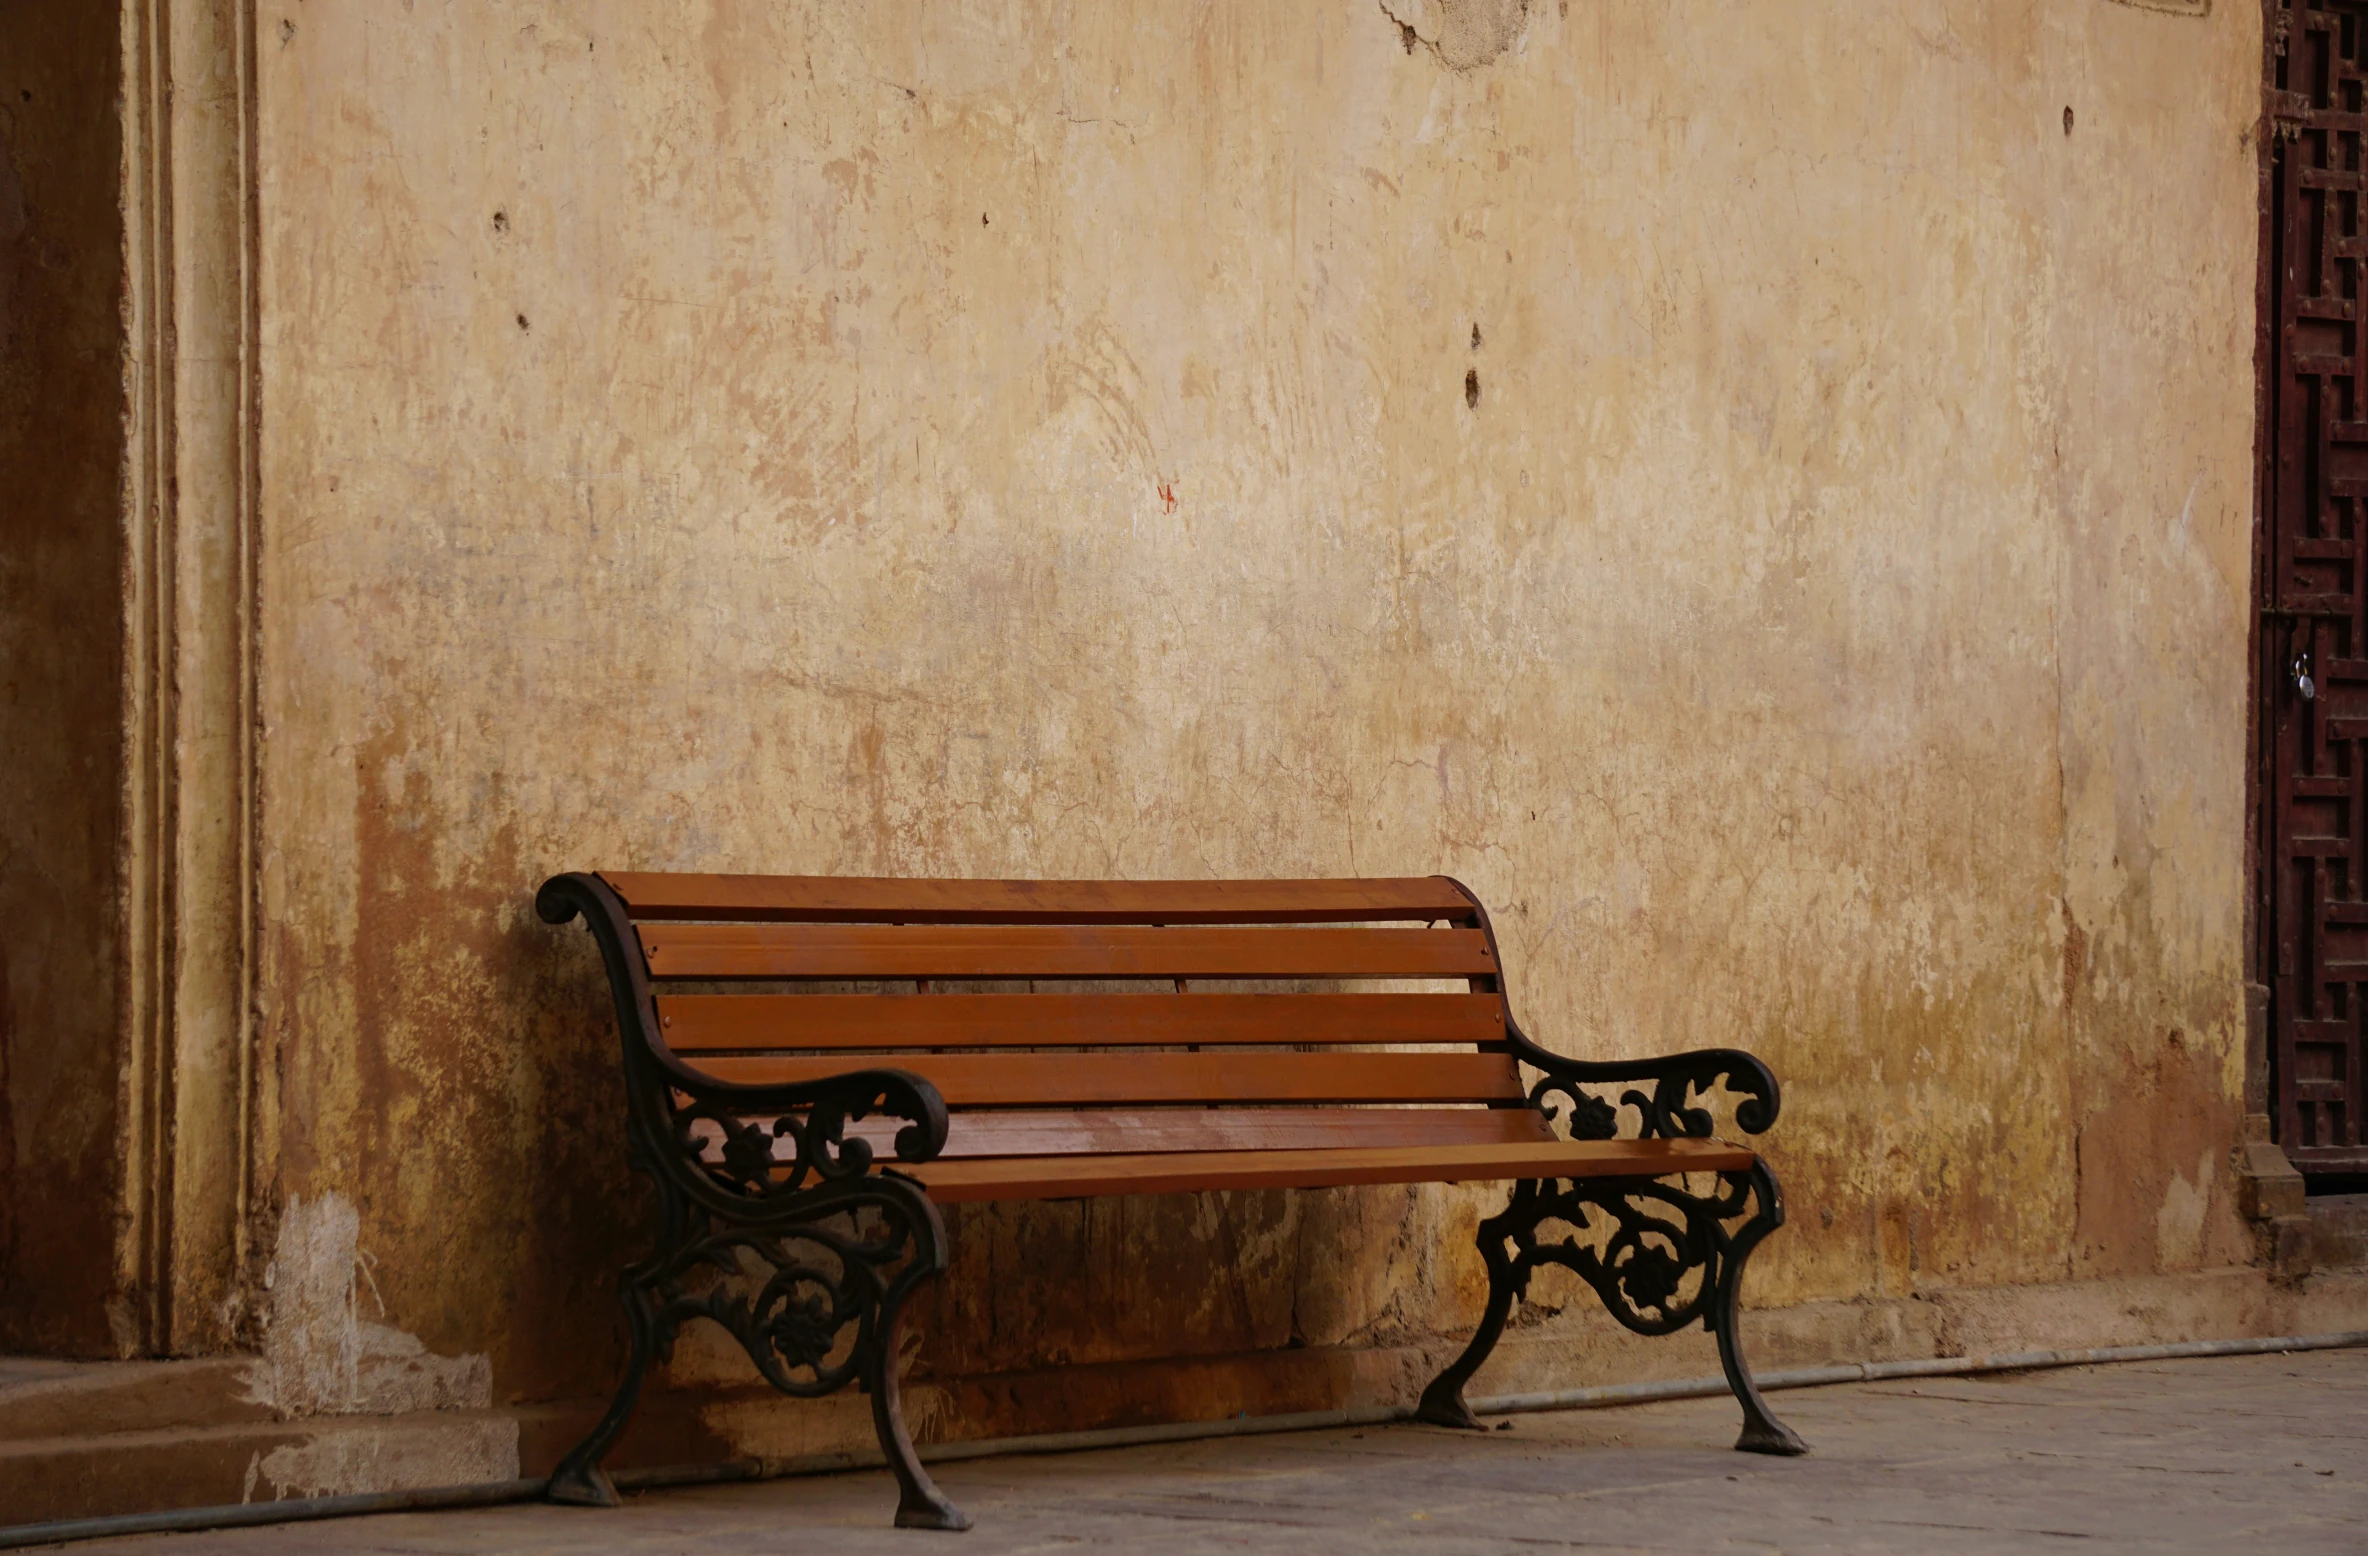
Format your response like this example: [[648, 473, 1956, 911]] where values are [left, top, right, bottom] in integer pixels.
[[538, 871, 1805, 1529]]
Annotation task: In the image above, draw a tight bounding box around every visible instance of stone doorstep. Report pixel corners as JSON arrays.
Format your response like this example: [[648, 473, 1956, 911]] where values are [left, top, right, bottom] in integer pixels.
[[2237, 1136, 2313, 1281], [0, 1358, 263, 1441], [6, 1262, 2368, 1530], [0, 1410, 522, 1528]]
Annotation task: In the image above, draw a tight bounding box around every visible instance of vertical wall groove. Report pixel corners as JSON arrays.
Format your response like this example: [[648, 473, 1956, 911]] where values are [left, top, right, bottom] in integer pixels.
[[118, 0, 262, 1357], [231, 0, 262, 1307], [120, 0, 178, 1358]]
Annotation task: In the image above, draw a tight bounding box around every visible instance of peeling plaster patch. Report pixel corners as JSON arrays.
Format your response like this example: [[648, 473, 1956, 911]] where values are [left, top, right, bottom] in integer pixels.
[[241, 1194, 491, 1418], [1379, 0, 1533, 70], [241, 1419, 518, 1502]]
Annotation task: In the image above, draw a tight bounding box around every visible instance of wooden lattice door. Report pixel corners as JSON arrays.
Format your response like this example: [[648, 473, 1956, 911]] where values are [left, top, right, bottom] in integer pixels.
[[2264, 0, 2368, 1172]]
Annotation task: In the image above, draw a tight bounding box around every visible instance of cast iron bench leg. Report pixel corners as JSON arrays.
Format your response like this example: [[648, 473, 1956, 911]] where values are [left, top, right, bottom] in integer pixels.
[[873, 1272, 969, 1530], [1417, 1167, 1808, 1456], [1716, 1160, 1807, 1455], [548, 1261, 665, 1505], [1415, 1191, 1524, 1430], [547, 1173, 971, 1529]]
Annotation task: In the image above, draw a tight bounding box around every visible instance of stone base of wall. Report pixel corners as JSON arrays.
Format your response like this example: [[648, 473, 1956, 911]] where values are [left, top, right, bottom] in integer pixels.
[[7, 1266, 2365, 1529], [0, 1357, 518, 1529]]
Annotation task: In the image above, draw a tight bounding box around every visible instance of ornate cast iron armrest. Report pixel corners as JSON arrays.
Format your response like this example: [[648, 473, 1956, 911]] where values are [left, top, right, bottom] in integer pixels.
[[1505, 1026, 1781, 1143], [535, 871, 950, 1202], [660, 1065, 950, 1200]]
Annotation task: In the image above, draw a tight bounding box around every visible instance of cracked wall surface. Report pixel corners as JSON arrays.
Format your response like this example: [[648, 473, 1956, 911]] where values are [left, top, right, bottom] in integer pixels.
[[174, 0, 2274, 1424], [1381, 0, 1536, 70]]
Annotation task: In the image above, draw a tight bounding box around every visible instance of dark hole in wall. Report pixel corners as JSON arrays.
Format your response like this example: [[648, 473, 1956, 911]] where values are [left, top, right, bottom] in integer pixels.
[[1464, 369, 1480, 409]]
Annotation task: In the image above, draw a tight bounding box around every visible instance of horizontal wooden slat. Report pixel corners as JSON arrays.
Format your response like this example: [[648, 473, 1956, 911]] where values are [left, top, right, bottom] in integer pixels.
[[639, 924, 1496, 981], [603, 872, 1475, 925], [837, 1106, 1557, 1159], [685, 1051, 1523, 1106], [656, 992, 1505, 1051], [903, 1138, 1755, 1203]]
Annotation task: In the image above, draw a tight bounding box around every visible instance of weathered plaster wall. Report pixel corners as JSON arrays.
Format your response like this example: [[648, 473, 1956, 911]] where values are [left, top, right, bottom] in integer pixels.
[[243, 0, 2263, 1414], [0, 0, 127, 1355]]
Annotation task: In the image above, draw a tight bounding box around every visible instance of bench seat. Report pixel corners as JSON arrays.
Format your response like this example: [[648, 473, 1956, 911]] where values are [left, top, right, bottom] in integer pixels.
[[902, 1138, 1757, 1203], [538, 869, 1804, 1530]]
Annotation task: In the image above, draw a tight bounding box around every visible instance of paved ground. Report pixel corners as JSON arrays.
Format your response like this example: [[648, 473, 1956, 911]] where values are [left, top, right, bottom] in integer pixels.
[[47, 1349, 2368, 1554]]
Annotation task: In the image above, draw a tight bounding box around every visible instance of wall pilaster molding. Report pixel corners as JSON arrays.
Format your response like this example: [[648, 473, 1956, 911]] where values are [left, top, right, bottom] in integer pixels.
[[118, 0, 262, 1357]]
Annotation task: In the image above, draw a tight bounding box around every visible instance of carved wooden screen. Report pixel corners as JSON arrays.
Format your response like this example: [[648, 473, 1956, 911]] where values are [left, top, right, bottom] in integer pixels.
[[2265, 0, 2368, 1172]]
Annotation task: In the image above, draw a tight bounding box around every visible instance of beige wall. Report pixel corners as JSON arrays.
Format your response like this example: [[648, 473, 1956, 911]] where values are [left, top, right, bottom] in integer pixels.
[[0, 1, 127, 1356], [29, 0, 2260, 1413]]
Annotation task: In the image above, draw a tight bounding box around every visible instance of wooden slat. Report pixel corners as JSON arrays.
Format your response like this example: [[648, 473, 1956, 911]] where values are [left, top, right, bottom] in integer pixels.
[[639, 924, 1496, 981], [685, 1051, 1523, 1106], [839, 1106, 1557, 1159], [655, 992, 1505, 1051], [603, 872, 1475, 925], [902, 1138, 1755, 1203]]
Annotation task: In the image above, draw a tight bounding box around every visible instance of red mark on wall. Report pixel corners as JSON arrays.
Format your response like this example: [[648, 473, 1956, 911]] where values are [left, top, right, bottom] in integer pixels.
[[1158, 481, 1177, 514]]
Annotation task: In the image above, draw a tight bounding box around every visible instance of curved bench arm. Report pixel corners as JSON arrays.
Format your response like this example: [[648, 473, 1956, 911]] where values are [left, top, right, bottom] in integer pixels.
[[1507, 1028, 1782, 1142], [536, 871, 950, 1207]]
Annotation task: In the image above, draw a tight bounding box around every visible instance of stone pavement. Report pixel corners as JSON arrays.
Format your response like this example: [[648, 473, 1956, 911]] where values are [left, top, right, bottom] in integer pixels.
[[46, 1349, 2368, 1555]]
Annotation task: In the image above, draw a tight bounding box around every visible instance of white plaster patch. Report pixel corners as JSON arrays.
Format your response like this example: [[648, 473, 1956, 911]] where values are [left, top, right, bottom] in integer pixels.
[[241, 1418, 519, 1502], [241, 1193, 492, 1419], [2155, 1155, 2212, 1272]]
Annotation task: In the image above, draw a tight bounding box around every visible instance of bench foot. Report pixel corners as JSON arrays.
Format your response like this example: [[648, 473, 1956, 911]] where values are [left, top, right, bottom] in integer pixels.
[[894, 1500, 975, 1532], [1735, 1419, 1809, 1456], [545, 1464, 623, 1507], [1411, 1393, 1486, 1431]]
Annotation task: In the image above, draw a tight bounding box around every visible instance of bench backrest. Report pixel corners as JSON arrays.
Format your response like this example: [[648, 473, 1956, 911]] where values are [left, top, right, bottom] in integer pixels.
[[597, 871, 1551, 1159]]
